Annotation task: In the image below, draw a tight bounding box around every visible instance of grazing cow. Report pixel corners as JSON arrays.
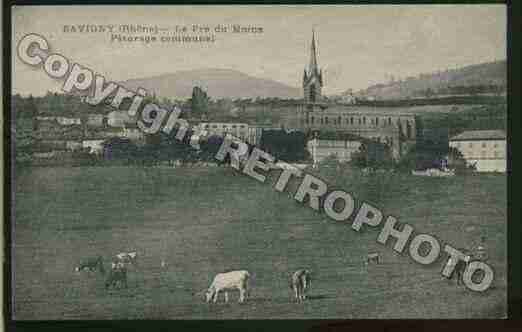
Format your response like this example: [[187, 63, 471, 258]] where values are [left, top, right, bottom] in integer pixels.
[[105, 262, 128, 290], [365, 253, 380, 265], [291, 269, 312, 302], [114, 251, 138, 267], [205, 270, 250, 304], [75, 256, 105, 275]]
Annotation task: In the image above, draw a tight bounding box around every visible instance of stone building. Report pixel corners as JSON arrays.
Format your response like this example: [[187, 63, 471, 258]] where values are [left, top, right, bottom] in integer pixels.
[[86, 114, 106, 127], [293, 31, 416, 160], [449, 130, 506, 172], [297, 107, 416, 159], [198, 122, 250, 142]]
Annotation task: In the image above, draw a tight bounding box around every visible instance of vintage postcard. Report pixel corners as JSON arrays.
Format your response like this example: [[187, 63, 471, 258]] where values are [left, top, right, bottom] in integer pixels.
[[10, 5, 507, 319]]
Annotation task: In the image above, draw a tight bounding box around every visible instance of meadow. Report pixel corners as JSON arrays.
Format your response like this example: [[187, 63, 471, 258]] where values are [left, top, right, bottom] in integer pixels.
[[12, 165, 507, 319]]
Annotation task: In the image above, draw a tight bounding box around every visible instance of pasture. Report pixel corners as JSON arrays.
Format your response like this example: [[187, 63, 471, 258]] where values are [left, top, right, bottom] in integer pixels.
[[12, 166, 506, 319]]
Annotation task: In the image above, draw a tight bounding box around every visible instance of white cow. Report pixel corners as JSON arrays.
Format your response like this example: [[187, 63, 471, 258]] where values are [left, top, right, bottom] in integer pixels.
[[105, 261, 128, 290], [205, 270, 250, 303], [114, 251, 138, 267], [291, 269, 312, 302]]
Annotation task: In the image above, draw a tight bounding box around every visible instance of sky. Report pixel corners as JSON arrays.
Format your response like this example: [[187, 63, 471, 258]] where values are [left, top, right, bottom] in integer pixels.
[[12, 5, 507, 96]]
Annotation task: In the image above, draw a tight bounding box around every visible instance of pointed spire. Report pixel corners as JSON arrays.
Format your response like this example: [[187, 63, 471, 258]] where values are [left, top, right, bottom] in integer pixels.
[[309, 29, 318, 75]]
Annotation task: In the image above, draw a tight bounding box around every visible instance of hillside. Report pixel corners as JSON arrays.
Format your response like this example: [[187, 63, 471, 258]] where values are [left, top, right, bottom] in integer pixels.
[[350, 60, 506, 101], [120, 68, 302, 100]]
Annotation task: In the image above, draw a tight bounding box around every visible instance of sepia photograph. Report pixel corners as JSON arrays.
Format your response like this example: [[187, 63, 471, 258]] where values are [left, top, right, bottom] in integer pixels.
[[10, 4, 507, 319]]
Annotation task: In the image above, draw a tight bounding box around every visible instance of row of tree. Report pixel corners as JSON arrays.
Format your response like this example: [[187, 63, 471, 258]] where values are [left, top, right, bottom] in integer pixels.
[[414, 84, 506, 98]]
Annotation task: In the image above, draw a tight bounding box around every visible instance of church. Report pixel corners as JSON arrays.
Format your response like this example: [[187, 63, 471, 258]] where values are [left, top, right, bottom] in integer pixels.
[[295, 31, 417, 161]]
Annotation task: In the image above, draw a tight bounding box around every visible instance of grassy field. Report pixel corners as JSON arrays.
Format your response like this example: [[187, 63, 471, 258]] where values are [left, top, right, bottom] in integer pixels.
[[12, 166, 506, 319]]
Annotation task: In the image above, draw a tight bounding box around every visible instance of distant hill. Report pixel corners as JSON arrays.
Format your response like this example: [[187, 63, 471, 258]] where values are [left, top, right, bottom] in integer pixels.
[[349, 60, 506, 101], [120, 68, 301, 100]]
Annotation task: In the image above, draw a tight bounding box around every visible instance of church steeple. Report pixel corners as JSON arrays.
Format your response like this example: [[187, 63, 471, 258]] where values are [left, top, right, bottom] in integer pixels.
[[309, 29, 319, 76], [303, 29, 323, 103]]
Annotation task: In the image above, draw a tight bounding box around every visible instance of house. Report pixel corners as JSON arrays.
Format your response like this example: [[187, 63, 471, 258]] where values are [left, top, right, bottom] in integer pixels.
[[449, 130, 506, 172], [56, 117, 81, 125], [340, 90, 357, 105], [86, 114, 105, 127], [107, 111, 135, 127], [122, 123, 145, 144], [66, 141, 83, 152], [82, 140, 105, 155]]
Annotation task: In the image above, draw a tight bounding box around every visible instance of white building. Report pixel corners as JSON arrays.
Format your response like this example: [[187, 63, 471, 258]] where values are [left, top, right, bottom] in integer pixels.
[[340, 90, 357, 105], [107, 111, 135, 127], [198, 122, 249, 142], [123, 126, 145, 143], [56, 117, 81, 125], [82, 140, 105, 155], [449, 130, 506, 172], [86, 114, 105, 127], [65, 141, 83, 152], [307, 138, 362, 163], [118, 122, 146, 144]]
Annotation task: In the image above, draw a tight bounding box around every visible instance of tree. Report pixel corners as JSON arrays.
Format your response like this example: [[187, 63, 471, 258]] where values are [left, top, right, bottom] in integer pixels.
[[190, 86, 210, 118], [260, 130, 310, 162], [351, 141, 393, 169], [102, 137, 138, 163], [447, 147, 475, 174], [199, 134, 228, 164]]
